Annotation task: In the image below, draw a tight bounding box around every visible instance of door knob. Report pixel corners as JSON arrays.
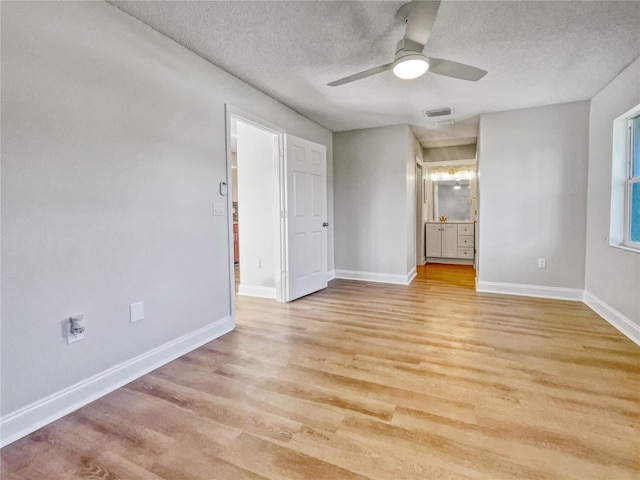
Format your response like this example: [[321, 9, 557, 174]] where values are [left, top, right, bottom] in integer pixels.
[[322, 222, 329, 227]]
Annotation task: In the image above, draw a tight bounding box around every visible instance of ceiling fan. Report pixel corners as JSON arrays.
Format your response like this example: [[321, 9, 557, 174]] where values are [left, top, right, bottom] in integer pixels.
[[327, 1, 487, 87]]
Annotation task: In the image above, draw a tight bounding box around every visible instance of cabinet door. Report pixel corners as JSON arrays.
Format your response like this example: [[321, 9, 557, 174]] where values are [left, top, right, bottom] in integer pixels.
[[441, 224, 458, 258], [425, 224, 442, 257]]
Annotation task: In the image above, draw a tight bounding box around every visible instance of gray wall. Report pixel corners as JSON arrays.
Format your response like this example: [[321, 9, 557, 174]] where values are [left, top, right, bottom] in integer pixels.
[[477, 101, 590, 288], [424, 144, 477, 163], [1, 2, 332, 415], [334, 125, 417, 276], [585, 58, 640, 323]]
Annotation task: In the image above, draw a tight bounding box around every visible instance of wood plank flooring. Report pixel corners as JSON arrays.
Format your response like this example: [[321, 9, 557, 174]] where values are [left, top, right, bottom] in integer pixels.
[[2, 264, 639, 479]]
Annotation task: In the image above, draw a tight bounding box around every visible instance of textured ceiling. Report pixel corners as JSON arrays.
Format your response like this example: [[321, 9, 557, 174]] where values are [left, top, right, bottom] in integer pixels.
[[109, 1, 640, 147]]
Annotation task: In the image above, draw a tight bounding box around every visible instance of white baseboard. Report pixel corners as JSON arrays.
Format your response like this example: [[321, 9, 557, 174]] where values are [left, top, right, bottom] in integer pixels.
[[327, 270, 336, 281], [476, 281, 583, 301], [407, 267, 417, 285], [426, 258, 474, 265], [0, 315, 234, 448], [238, 284, 276, 299], [583, 291, 640, 347], [334, 269, 415, 285]]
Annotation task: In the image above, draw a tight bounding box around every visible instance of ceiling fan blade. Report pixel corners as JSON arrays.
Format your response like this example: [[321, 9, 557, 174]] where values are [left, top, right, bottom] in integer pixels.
[[403, 1, 441, 50], [427, 57, 488, 81], [327, 63, 393, 87]]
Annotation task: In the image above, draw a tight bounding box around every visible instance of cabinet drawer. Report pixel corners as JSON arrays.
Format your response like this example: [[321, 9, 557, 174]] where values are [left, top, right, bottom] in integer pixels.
[[458, 235, 473, 247], [458, 247, 474, 259], [457, 224, 474, 235]]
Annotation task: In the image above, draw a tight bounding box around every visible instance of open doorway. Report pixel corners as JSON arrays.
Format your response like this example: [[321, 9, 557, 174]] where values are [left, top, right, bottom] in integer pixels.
[[416, 159, 425, 266], [423, 159, 478, 266], [230, 115, 282, 300]]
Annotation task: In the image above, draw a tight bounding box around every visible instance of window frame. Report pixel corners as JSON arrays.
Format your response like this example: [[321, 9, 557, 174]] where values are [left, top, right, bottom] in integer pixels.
[[610, 103, 640, 254], [624, 114, 640, 249]]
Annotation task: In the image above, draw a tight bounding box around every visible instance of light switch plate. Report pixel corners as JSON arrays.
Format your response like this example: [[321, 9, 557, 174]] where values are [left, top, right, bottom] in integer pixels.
[[130, 301, 144, 323], [213, 203, 225, 216]]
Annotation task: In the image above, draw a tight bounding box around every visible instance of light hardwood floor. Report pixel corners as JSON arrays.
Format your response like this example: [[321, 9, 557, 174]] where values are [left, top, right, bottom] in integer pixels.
[[2, 264, 639, 479]]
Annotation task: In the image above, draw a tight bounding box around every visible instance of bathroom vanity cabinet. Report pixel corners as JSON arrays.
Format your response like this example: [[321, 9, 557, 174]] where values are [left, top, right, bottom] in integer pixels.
[[425, 221, 474, 264]]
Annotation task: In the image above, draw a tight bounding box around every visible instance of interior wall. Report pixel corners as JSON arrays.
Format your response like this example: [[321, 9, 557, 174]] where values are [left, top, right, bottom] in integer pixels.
[[477, 101, 590, 290], [584, 57, 640, 324], [236, 121, 278, 294], [424, 144, 477, 163], [333, 125, 414, 278], [1, 1, 332, 418]]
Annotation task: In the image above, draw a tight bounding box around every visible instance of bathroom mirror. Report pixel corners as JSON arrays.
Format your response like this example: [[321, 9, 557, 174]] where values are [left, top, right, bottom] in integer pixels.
[[434, 179, 471, 221]]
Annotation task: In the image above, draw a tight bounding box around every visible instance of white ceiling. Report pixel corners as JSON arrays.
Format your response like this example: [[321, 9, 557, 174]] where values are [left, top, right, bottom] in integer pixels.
[[109, 1, 640, 148]]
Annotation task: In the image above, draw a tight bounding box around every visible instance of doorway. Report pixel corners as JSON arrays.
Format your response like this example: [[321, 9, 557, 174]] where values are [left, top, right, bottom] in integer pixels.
[[225, 106, 329, 305], [416, 160, 425, 266], [231, 116, 282, 300]]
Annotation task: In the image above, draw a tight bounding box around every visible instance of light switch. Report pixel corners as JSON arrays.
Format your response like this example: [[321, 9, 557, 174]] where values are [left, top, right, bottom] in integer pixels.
[[130, 301, 144, 323], [213, 203, 225, 216]]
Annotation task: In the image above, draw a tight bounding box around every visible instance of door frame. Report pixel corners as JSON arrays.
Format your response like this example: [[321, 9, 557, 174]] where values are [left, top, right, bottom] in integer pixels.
[[415, 157, 425, 266], [225, 105, 287, 308]]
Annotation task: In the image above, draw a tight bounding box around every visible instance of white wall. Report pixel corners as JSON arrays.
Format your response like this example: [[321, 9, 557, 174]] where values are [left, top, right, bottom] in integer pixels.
[[333, 125, 417, 281], [1, 1, 332, 432], [584, 58, 640, 325], [477, 101, 590, 292], [236, 121, 278, 295]]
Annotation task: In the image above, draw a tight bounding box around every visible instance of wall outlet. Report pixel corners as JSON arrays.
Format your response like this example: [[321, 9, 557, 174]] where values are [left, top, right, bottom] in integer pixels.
[[130, 301, 144, 323], [66, 316, 85, 344], [256, 258, 261, 269], [538, 258, 546, 268]]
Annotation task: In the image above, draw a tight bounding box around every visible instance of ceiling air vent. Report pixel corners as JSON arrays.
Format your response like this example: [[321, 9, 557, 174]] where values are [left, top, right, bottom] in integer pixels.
[[425, 107, 454, 118]]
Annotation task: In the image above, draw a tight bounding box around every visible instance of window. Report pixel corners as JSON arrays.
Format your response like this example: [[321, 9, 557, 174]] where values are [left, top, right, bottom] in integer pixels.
[[629, 114, 640, 245], [611, 104, 640, 252]]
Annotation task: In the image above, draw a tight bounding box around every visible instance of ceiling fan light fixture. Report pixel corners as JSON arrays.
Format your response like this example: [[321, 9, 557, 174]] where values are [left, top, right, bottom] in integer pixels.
[[392, 54, 429, 80]]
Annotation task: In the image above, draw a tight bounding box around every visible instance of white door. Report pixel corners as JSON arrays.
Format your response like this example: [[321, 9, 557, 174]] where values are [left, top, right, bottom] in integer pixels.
[[284, 134, 328, 301]]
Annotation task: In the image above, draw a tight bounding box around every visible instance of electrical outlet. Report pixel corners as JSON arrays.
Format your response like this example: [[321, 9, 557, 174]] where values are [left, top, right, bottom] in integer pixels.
[[67, 328, 84, 343], [538, 258, 546, 268], [66, 316, 85, 344], [256, 258, 261, 269]]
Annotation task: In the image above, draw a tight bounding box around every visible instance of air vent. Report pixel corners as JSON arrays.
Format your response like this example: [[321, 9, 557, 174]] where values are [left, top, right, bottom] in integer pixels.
[[425, 107, 454, 118]]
